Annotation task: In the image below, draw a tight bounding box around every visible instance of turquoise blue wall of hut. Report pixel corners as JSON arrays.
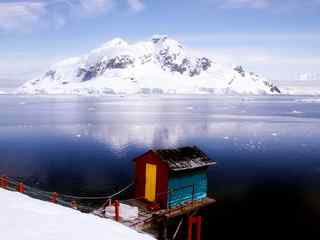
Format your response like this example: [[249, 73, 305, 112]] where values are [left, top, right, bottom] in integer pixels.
[[167, 169, 207, 208]]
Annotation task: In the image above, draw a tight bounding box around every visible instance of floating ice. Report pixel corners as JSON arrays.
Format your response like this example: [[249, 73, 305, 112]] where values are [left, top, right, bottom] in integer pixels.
[[291, 110, 303, 114], [296, 98, 320, 103]]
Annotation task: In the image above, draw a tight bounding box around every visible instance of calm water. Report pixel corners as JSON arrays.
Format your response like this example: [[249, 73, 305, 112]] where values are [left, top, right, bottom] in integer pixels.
[[1, 94, 320, 238]]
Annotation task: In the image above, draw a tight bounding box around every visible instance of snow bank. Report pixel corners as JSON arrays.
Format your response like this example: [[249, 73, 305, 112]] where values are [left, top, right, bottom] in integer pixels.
[[0, 189, 154, 240]]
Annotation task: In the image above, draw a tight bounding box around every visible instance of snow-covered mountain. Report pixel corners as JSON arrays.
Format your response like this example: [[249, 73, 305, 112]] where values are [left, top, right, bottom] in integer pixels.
[[18, 35, 280, 95]]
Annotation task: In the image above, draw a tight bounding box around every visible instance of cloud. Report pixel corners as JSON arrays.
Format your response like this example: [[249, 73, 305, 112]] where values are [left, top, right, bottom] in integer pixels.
[[0, 0, 144, 32], [0, 2, 47, 32], [180, 32, 320, 79], [220, 0, 272, 9], [127, 0, 145, 12], [0, 57, 55, 87], [76, 0, 115, 16], [186, 46, 320, 81], [211, 0, 320, 11], [178, 33, 320, 43]]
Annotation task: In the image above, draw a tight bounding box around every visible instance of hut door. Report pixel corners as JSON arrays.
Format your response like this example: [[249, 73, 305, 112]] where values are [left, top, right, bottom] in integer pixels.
[[145, 163, 157, 202]]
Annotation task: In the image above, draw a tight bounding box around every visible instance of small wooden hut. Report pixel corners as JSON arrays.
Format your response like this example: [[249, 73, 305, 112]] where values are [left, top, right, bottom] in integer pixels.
[[133, 146, 216, 209]]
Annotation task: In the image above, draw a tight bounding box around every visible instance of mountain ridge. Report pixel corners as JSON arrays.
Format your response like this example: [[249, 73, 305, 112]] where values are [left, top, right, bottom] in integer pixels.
[[18, 35, 281, 95]]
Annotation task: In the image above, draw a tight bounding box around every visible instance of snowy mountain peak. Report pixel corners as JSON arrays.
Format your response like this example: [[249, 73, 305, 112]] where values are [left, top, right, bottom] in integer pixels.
[[18, 35, 281, 95], [151, 34, 168, 43], [154, 35, 183, 52], [100, 37, 128, 49], [152, 34, 183, 53]]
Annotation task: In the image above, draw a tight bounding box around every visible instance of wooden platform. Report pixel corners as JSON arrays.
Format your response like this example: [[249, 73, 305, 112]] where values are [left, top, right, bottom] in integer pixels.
[[120, 197, 216, 230], [93, 197, 216, 238], [153, 197, 216, 219]]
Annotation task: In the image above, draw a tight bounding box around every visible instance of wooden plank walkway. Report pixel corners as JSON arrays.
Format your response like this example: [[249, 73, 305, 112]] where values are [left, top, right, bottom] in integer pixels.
[[153, 197, 216, 219], [120, 199, 154, 230]]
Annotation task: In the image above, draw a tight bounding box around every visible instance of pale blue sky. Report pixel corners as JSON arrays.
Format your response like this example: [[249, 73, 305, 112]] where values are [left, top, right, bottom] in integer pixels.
[[1, 0, 320, 87]]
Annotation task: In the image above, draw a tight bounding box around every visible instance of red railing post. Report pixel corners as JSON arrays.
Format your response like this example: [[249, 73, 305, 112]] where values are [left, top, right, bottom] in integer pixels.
[[0, 176, 8, 189], [70, 200, 78, 209], [51, 192, 58, 204], [17, 182, 24, 193], [114, 200, 120, 222]]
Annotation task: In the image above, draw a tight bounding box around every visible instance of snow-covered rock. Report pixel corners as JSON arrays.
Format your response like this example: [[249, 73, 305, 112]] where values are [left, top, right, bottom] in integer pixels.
[[18, 35, 281, 95], [0, 189, 154, 240]]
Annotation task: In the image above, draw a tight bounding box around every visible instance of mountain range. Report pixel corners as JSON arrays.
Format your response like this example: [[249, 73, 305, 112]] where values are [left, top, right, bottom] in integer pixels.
[[18, 35, 281, 95]]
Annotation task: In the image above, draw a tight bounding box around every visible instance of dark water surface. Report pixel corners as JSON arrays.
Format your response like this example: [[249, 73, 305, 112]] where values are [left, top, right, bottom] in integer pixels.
[[1, 95, 320, 238]]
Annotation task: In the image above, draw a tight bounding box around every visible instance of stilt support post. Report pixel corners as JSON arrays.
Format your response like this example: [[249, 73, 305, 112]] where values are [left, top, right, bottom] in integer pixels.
[[188, 216, 202, 240]]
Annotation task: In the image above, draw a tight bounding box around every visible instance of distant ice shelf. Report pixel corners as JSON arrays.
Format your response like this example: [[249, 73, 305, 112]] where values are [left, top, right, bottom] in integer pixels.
[[282, 87, 320, 96]]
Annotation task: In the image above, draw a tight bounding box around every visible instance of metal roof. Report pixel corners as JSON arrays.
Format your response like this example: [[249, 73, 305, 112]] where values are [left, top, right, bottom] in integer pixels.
[[153, 146, 216, 171]]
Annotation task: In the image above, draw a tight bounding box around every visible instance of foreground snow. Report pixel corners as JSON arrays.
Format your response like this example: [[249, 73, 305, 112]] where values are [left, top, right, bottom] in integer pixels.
[[18, 35, 280, 96], [0, 189, 154, 240]]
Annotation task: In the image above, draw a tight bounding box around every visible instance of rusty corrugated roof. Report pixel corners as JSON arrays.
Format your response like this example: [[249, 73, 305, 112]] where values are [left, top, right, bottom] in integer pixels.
[[153, 146, 216, 171]]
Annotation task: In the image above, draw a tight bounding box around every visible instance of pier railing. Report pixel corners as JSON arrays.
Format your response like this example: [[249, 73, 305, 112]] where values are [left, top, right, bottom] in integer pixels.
[[1, 173, 211, 226], [0, 174, 132, 213]]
